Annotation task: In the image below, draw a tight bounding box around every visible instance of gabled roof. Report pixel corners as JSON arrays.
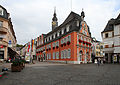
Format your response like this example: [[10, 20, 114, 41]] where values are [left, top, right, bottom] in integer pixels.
[[46, 11, 82, 36], [114, 13, 120, 25], [102, 18, 115, 33], [102, 13, 120, 33]]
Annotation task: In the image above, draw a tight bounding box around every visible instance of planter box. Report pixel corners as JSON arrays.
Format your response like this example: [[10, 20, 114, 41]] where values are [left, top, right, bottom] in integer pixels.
[[11, 64, 21, 72]]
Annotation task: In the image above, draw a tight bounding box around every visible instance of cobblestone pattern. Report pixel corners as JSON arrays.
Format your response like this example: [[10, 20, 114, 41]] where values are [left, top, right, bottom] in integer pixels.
[[0, 62, 120, 85]]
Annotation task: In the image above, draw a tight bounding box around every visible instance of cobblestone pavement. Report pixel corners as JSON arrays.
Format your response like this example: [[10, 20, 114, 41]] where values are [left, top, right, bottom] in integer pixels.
[[0, 61, 120, 85]]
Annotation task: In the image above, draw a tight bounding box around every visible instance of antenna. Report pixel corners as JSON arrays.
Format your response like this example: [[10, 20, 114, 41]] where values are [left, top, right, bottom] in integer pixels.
[[54, 6, 56, 13]]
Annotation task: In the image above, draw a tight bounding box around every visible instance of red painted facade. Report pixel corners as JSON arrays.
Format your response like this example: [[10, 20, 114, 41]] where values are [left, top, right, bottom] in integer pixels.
[[36, 11, 92, 64]]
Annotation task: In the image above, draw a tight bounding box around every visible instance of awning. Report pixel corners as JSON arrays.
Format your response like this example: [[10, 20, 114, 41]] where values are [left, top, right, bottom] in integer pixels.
[[8, 47, 19, 58]]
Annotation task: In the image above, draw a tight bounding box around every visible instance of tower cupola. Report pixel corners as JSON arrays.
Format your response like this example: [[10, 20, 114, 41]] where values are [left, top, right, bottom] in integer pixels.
[[52, 7, 58, 30]]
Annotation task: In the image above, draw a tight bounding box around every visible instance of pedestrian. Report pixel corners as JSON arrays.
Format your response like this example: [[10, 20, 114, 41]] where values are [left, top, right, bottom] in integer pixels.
[[97, 58, 101, 66]]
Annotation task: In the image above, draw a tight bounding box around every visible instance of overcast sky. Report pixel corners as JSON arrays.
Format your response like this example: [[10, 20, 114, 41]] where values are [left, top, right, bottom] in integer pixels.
[[0, 0, 120, 45]]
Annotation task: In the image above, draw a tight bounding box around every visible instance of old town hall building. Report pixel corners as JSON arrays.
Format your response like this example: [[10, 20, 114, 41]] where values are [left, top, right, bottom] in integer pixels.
[[36, 10, 92, 64]]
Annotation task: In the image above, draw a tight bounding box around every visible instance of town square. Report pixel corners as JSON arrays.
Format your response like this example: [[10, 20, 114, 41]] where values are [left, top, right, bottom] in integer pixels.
[[0, 0, 120, 85]]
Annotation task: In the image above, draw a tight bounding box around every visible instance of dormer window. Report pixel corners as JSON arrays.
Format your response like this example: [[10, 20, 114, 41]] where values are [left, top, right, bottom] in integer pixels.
[[64, 28, 66, 33], [49, 37, 50, 41], [55, 33, 57, 38], [62, 28, 64, 34], [70, 25, 72, 30], [59, 31, 61, 35], [52, 35, 54, 39], [0, 8, 3, 16], [66, 25, 70, 32]]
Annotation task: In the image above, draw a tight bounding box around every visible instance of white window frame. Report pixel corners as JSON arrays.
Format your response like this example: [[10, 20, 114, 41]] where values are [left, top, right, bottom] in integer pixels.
[[68, 49, 71, 59], [66, 25, 70, 32], [56, 52, 59, 59], [53, 52, 55, 59], [57, 31, 60, 37], [54, 33, 55, 39], [47, 54, 48, 60], [49, 53, 51, 59], [61, 51, 63, 59], [62, 28, 64, 34]]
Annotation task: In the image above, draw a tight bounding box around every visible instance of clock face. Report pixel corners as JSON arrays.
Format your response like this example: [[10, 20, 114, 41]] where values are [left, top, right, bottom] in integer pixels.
[[52, 21, 56, 25]]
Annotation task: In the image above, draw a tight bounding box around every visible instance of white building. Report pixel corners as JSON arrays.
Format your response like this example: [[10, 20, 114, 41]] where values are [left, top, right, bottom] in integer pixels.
[[101, 13, 120, 63]]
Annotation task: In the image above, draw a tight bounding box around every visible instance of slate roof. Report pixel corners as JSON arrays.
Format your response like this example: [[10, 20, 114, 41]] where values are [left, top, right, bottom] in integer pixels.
[[0, 5, 9, 19], [114, 13, 120, 25], [102, 18, 115, 33], [102, 13, 120, 33], [46, 11, 82, 36]]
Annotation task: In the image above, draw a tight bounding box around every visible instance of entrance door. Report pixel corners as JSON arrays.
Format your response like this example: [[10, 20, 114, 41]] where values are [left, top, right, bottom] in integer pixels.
[[0, 51, 4, 59]]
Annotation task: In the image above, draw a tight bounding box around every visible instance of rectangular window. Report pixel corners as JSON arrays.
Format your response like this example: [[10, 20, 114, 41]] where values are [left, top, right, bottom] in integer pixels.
[[0, 21, 3, 27], [105, 33, 108, 38], [49, 53, 51, 59], [68, 49, 71, 58], [112, 32, 114, 37], [63, 50, 65, 59], [53, 52, 55, 59], [61, 51, 63, 59], [56, 52, 59, 59], [47, 54, 48, 60]]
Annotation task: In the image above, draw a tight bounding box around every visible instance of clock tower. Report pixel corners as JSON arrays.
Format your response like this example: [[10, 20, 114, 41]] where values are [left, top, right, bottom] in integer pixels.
[[52, 7, 58, 30]]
